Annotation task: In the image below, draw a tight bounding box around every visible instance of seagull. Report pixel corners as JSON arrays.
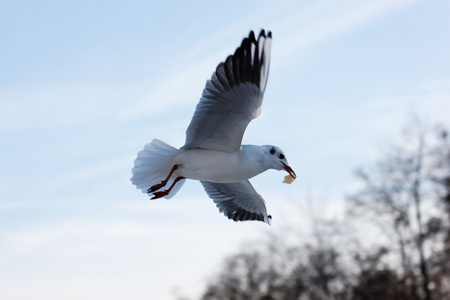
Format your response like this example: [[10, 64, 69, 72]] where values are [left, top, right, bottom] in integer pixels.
[[131, 30, 296, 225]]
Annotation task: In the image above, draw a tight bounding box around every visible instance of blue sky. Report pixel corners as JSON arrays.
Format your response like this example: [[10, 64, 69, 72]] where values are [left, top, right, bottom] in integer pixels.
[[1, 0, 450, 299]]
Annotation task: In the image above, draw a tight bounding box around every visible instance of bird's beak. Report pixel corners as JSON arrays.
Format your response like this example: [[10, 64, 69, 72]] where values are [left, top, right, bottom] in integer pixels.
[[281, 162, 296, 179]]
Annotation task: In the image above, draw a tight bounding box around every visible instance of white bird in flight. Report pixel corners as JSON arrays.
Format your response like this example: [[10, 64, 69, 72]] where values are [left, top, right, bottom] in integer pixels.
[[131, 30, 296, 225]]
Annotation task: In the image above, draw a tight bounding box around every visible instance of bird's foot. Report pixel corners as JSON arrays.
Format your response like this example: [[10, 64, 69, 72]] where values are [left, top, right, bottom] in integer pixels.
[[147, 165, 180, 194], [147, 182, 165, 193], [151, 190, 169, 199], [150, 176, 185, 200]]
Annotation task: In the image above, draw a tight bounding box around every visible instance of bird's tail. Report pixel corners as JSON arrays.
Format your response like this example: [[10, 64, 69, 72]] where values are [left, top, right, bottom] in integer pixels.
[[131, 138, 186, 199]]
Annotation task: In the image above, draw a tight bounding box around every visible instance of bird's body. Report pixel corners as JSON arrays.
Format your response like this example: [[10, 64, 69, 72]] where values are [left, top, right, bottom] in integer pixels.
[[174, 145, 272, 183], [131, 30, 296, 224]]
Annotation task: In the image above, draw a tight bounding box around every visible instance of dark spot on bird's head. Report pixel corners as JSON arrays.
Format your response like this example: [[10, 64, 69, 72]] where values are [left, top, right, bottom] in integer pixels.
[[279, 153, 285, 160], [270, 147, 275, 155]]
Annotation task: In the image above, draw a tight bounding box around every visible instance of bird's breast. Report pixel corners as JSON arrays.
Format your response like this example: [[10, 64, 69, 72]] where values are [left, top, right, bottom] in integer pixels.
[[173, 149, 266, 183]]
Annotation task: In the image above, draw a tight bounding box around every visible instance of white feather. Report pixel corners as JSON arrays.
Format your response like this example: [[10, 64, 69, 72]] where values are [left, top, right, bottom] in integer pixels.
[[131, 139, 185, 199]]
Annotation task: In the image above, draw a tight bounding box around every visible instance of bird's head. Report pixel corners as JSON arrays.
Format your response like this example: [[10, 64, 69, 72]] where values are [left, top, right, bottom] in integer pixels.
[[263, 145, 296, 179]]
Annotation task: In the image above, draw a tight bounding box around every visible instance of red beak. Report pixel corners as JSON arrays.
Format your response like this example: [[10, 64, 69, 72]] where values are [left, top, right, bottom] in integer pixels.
[[282, 162, 296, 179]]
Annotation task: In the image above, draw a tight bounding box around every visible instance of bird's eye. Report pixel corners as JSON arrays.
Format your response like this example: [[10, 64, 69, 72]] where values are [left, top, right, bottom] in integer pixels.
[[279, 153, 285, 159], [270, 147, 275, 155]]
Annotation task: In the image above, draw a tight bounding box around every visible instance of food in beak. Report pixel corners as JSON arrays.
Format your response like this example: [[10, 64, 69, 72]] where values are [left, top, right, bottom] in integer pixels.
[[283, 174, 295, 184], [281, 162, 296, 184]]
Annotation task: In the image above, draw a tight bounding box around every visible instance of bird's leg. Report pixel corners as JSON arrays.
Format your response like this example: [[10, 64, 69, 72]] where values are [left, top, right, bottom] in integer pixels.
[[151, 176, 185, 199], [147, 165, 179, 194]]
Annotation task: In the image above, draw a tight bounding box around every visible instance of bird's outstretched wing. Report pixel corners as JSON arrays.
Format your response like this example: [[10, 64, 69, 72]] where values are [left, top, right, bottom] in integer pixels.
[[200, 180, 272, 224], [181, 30, 272, 152]]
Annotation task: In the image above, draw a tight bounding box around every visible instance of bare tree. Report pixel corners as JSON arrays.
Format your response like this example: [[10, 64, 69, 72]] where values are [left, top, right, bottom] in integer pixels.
[[202, 248, 289, 299], [347, 118, 450, 300], [201, 210, 353, 300]]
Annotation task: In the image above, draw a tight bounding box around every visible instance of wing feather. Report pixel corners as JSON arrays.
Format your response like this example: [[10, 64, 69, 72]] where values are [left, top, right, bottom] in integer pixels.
[[201, 180, 272, 224], [181, 30, 272, 152]]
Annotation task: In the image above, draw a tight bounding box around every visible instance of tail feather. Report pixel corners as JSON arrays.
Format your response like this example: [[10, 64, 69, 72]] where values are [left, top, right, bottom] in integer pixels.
[[131, 139, 185, 199]]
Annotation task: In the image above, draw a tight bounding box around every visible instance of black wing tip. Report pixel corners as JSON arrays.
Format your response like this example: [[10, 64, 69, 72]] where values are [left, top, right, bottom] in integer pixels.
[[256, 29, 272, 39], [248, 29, 272, 41], [249, 31, 256, 43], [225, 207, 271, 224], [211, 29, 272, 92], [245, 29, 272, 43]]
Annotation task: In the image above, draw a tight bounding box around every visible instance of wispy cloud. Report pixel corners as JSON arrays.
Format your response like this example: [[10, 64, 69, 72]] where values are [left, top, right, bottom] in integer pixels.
[[0, 81, 134, 133], [120, 0, 420, 121], [273, 0, 419, 62], [0, 0, 418, 133]]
